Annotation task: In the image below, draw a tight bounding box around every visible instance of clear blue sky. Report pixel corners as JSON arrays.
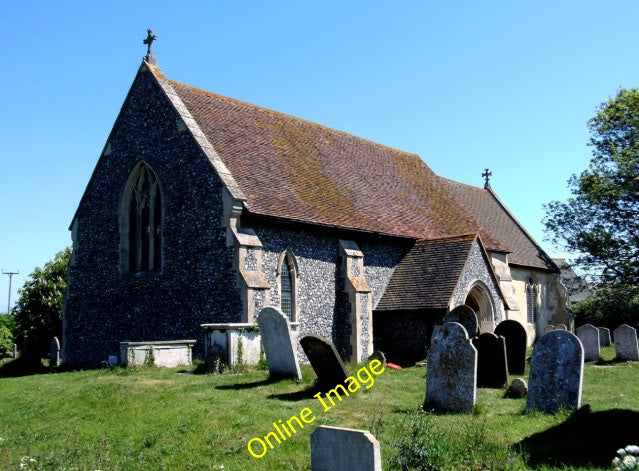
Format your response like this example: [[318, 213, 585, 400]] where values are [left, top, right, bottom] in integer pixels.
[[1, 1, 638, 311]]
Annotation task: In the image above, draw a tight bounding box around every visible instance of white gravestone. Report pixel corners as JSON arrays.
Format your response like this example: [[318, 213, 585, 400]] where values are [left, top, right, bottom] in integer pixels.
[[425, 322, 477, 413], [614, 324, 639, 361], [311, 426, 381, 471], [576, 324, 600, 361], [526, 330, 584, 413], [257, 307, 302, 380]]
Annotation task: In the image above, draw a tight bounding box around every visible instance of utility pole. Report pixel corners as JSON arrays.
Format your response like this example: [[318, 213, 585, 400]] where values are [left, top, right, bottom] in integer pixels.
[[2, 270, 19, 313]]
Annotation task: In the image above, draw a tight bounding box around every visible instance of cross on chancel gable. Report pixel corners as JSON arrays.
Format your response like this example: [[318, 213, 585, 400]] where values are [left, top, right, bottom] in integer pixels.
[[143, 28, 157, 62], [482, 168, 492, 188]]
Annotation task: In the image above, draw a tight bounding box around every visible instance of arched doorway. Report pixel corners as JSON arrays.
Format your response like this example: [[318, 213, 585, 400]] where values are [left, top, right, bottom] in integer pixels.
[[465, 281, 495, 333]]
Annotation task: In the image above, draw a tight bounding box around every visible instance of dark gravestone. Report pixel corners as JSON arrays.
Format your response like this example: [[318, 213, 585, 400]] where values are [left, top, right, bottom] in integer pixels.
[[425, 322, 477, 412], [597, 327, 611, 347], [49, 337, 61, 367], [472, 332, 508, 388], [495, 320, 528, 375], [300, 334, 349, 390], [526, 330, 584, 413], [443, 305, 479, 338]]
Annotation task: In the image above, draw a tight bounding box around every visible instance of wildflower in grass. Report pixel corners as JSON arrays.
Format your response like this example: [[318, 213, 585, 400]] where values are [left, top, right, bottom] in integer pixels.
[[613, 445, 639, 470], [19, 455, 36, 469]]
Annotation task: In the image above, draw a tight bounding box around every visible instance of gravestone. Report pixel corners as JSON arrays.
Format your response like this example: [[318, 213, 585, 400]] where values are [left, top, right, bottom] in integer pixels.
[[472, 332, 508, 388], [614, 324, 639, 361], [311, 426, 382, 471], [505, 378, 528, 398], [257, 307, 302, 380], [443, 305, 479, 338], [368, 350, 386, 366], [425, 322, 477, 412], [300, 334, 349, 389], [526, 330, 584, 413], [544, 325, 555, 334], [495, 320, 528, 375], [576, 324, 600, 361], [49, 337, 61, 367], [12, 343, 17, 359], [556, 324, 567, 331], [430, 325, 442, 347], [597, 327, 611, 347]]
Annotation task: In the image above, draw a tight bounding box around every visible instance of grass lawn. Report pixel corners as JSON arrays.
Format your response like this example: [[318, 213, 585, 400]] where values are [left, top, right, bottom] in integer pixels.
[[0, 346, 637, 470]]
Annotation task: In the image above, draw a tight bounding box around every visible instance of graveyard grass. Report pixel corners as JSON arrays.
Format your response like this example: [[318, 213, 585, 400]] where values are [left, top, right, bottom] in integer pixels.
[[0, 347, 638, 470]]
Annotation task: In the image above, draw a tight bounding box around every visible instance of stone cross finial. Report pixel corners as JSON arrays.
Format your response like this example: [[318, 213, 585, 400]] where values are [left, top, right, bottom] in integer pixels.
[[143, 28, 157, 62], [482, 168, 492, 187]]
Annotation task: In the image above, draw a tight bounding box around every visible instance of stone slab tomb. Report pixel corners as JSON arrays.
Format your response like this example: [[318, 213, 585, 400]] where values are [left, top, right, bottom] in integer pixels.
[[494, 319, 527, 375], [576, 324, 600, 361], [598, 327, 611, 346], [50, 337, 60, 367], [257, 307, 302, 380], [526, 330, 584, 413], [311, 426, 382, 471], [425, 322, 477, 413], [300, 334, 349, 389], [472, 332, 508, 388], [443, 305, 479, 338], [614, 324, 639, 361]]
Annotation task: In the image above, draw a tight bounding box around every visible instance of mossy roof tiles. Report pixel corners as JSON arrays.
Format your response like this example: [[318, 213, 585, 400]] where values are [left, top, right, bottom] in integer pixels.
[[168, 78, 497, 242], [376, 235, 477, 311], [439, 178, 558, 271]]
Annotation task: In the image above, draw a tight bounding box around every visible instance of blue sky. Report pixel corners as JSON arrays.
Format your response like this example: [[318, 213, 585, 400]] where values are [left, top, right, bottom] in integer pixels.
[[1, 1, 638, 311]]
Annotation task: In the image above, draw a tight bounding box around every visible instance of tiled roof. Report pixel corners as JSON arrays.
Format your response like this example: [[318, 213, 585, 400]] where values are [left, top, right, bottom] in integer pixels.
[[439, 178, 558, 271], [376, 235, 477, 311], [166, 78, 487, 241]]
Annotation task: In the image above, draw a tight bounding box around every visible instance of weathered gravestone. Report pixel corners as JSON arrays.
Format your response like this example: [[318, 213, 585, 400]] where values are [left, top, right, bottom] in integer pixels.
[[556, 324, 568, 331], [12, 343, 18, 359], [257, 307, 302, 380], [495, 319, 527, 375], [544, 325, 555, 334], [598, 327, 611, 347], [576, 324, 600, 362], [311, 426, 382, 471], [472, 332, 508, 388], [443, 305, 479, 338], [505, 377, 528, 398], [430, 325, 442, 347], [49, 337, 61, 367], [526, 330, 584, 413], [300, 334, 349, 389], [614, 324, 639, 361], [425, 322, 477, 412]]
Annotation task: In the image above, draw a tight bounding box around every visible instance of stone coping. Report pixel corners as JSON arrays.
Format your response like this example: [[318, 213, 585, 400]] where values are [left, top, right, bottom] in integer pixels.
[[201, 323, 257, 330], [119, 340, 196, 346]]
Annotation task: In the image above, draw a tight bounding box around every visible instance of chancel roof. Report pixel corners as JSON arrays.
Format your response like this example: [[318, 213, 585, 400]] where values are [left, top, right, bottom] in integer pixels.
[[439, 178, 558, 271]]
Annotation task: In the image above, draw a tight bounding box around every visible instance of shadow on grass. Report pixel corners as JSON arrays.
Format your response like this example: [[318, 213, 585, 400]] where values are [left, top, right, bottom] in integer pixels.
[[518, 405, 639, 468], [268, 384, 321, 401], [215, 376, 282, 390], [0, 358, 53, 378]]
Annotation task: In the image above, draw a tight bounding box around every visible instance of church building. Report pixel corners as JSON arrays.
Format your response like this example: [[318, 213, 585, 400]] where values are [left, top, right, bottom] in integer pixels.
[[62, 43, 570, 365]]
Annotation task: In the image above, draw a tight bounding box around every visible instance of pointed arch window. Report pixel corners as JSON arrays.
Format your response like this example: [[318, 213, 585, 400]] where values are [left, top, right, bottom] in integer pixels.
[[121, 162, 162, 273], [277, 252, 298, 322], [526, 278, 538, 324]]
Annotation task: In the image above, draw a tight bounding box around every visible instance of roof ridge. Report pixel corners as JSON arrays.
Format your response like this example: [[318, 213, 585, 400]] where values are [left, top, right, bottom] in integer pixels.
[[438, 175, 485, 191], [167, 78, 421, 159]]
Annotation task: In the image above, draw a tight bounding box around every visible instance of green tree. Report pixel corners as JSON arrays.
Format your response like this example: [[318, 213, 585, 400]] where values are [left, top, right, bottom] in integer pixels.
[[13, 248, 71, 355], [544, 88, 639, 287]]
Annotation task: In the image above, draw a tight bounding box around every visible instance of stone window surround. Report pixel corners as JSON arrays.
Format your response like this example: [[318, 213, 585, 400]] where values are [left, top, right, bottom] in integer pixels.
[[525, 277, 540, 324], [276, 250, 300, 323], [119, 161, 164, 275]]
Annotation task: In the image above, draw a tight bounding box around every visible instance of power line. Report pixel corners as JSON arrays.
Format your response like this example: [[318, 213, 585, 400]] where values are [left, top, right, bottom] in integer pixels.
[[2, 270, 19, 314]]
